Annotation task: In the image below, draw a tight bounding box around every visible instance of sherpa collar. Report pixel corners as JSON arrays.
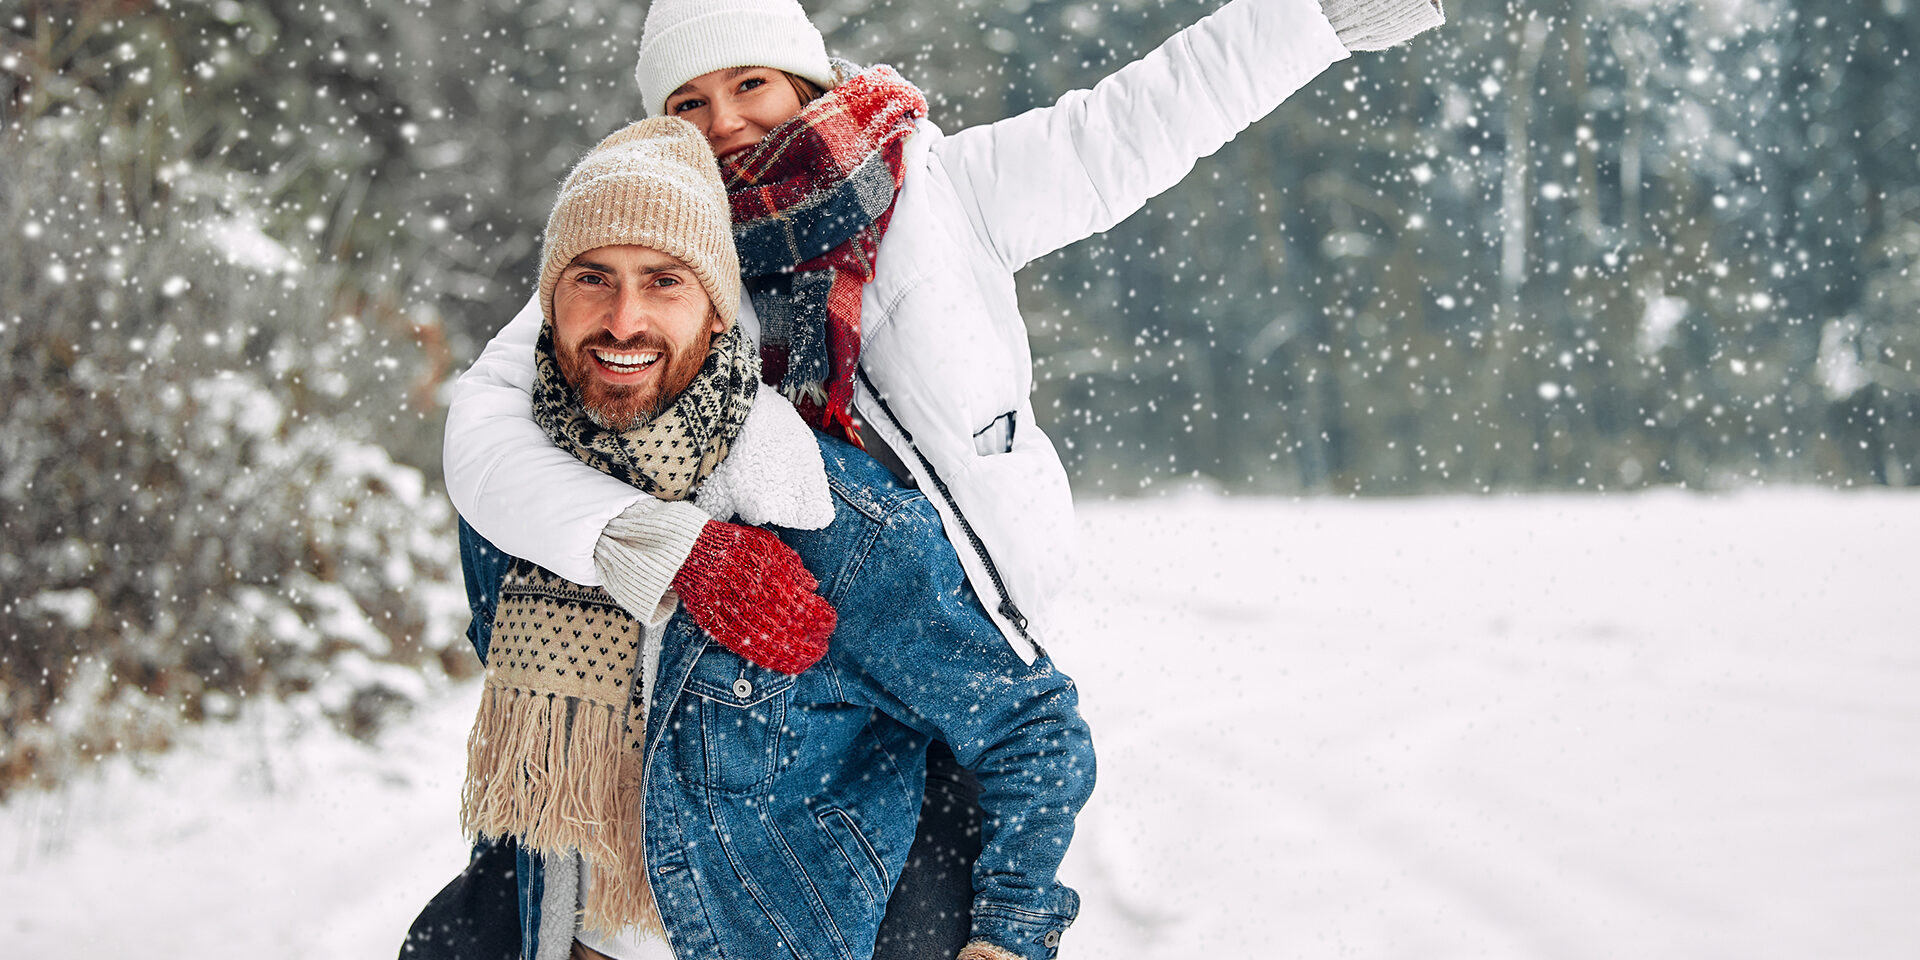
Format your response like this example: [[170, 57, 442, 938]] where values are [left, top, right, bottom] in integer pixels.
[[692, 381, 835, 530]]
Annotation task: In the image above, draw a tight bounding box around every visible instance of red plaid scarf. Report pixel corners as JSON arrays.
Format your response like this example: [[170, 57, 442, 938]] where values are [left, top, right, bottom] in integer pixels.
[[725, 63, 926, 444]]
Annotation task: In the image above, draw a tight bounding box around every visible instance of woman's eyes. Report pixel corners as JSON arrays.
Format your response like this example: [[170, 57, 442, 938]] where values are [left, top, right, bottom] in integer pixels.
[[671, 76, 767, 111]]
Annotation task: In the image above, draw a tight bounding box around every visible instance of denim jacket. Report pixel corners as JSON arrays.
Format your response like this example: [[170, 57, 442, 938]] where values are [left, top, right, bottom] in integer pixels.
[[457, 432, 1096, 960]]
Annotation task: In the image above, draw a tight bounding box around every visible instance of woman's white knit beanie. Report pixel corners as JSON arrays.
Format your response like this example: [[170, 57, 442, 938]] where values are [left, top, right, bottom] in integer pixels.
[[539, 116, 741, 330], [635, 0, 834, 117]]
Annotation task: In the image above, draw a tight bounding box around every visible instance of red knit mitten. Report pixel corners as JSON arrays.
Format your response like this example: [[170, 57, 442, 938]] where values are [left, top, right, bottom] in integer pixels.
[[672, 520, 836, 674]]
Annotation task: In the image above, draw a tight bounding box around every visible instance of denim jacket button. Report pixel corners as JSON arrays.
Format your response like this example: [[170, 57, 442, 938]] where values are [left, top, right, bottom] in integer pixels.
[[1043, 930, 1061, 948], [732, 678, 754, 699]]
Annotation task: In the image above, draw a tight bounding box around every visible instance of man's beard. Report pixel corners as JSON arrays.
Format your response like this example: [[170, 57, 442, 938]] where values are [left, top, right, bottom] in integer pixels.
[[557, 329, 710, 432]]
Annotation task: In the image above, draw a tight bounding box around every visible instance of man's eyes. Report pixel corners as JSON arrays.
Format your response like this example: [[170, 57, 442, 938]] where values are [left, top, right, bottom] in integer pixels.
[[572, 273, 681, 287]]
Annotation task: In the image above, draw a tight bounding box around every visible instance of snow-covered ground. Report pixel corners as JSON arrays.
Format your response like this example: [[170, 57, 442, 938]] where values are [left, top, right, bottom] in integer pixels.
[[4, 490, 1916, 958]]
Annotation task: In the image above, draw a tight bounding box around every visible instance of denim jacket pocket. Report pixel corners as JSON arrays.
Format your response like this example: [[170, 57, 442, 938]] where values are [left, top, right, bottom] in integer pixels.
[[814, 806, 888, 905], [670, 642, 798, 794]]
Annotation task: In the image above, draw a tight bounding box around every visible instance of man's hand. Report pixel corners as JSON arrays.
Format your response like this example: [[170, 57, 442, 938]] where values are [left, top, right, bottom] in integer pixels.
[[672, 520, 836, 674]]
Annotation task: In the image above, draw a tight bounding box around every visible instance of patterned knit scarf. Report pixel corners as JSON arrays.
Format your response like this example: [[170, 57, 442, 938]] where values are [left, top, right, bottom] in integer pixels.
[[529, 320, 759, 500], [726, 61, 926, 444], [460, 321, 758, 936]]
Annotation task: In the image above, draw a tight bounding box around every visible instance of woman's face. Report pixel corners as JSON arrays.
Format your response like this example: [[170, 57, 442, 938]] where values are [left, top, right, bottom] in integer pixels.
[[664, 66, 807, 161]]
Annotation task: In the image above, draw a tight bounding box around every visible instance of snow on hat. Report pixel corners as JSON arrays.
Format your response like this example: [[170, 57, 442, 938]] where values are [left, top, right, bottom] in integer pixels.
[[634, 0, 834, 117], [539, 116, 740, 330]]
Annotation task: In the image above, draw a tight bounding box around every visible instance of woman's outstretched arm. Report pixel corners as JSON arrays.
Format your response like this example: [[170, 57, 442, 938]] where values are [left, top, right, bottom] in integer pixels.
[[939, 0, 1441, 273]]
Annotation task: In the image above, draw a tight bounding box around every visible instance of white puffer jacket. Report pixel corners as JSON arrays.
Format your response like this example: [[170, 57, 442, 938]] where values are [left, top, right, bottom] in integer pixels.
[[444, 0, 1350, 661]]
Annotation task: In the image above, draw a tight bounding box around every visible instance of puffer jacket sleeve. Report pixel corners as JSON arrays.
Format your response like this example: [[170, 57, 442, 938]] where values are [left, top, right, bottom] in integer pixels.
[[441, 292, 648, 586], [936, 0, 1350, 272], [826, 496, 1096, 960]]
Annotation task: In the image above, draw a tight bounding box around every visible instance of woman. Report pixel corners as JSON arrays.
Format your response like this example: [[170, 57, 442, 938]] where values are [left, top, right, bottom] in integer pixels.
[[442, 0, 1443, 956]]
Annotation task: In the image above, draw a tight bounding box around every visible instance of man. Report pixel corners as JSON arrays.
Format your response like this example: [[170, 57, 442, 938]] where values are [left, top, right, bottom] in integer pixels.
[[407, 117, 1094, 960]]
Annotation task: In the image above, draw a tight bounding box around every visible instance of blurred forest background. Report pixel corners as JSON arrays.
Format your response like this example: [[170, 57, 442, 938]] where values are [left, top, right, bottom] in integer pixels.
[[2, 0, 1915, 794]]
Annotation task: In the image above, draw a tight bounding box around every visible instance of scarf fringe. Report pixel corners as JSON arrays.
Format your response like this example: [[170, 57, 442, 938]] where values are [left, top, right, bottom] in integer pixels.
[[460, 681, 662, 936], [782, 380, 829, 409]]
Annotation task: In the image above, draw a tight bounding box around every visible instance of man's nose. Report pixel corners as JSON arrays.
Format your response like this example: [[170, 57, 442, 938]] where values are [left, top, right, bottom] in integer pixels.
[[605, 286, 651, 341]]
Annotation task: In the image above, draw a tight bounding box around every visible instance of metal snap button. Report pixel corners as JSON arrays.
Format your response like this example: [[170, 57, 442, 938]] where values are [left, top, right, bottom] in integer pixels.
[[1043, 930, 1061, 948], [732, 678, 754, 699]]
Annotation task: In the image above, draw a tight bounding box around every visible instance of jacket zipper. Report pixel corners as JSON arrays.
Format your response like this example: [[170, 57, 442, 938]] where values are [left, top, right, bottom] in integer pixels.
[[854, 367, 1037, 648]]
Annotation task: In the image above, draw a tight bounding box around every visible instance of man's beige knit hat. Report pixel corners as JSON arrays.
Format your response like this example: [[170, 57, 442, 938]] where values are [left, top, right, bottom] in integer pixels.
[[539, 116, 740, 330]]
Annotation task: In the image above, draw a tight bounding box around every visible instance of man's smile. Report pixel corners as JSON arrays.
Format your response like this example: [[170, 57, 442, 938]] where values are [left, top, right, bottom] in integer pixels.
[[591, 348, 663, 378]]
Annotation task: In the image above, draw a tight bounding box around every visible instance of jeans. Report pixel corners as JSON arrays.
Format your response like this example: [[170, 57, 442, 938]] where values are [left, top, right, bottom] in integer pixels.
[[873, 740, 984, 959], [400, 838, 521, 960]]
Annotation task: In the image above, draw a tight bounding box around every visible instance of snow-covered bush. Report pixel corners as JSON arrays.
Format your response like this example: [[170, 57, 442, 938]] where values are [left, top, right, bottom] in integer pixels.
[[0, 12, 469, 796]]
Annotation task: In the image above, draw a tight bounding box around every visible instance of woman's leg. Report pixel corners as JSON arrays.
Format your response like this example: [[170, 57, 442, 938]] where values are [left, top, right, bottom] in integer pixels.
[[873, 740, 982, 958]]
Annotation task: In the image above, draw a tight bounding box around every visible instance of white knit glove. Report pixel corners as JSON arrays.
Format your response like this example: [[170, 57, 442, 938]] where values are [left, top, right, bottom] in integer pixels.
[[591, 497, 711, 622], [1319, 0, 1445, 51]]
